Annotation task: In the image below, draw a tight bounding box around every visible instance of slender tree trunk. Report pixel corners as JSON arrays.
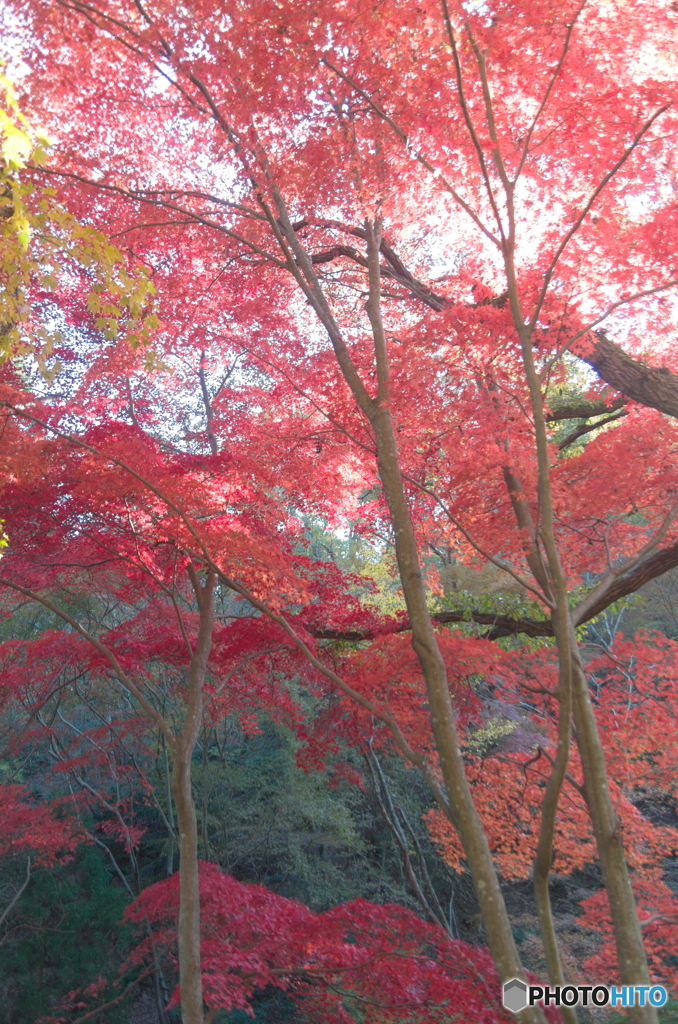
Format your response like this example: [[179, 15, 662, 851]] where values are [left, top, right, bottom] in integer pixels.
[[507, 296, 658, 1024], [532, 614, 578, 1024], [164, 734, 176, 877], [371, 405, 544, 1023], [268, 208, 544, 1020], [360, 221, 543, 1022], [567, 626, 658, 1024], [172, 747, 204, 1024], [201, 735, 211, 862], [170, 570, 217, 1024], [366, 745, 449, 933], [148, 927, 170, 1024]]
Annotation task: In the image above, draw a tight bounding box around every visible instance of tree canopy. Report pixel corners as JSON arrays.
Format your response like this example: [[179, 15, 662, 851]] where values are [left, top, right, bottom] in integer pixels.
[[1, 1, 678, 1022]]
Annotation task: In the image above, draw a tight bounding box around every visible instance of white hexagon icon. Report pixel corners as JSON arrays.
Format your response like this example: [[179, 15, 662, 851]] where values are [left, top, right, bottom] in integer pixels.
[[503, 978, 528, 1013]]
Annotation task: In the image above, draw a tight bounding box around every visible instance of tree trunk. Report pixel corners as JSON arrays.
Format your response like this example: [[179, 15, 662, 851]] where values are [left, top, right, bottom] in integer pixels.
[[531, 620, 659, 1024], [164, 735, 176, 877], [532, 614, 577, 1024], [371, 405, 545, 1024], [270, 211, 543, 1019], [172, 748, 204, 1024], [567, 626, 658, 1024], [578, 332, 678, 419], [170, 570, 217, 1024], [506, 289, 658, 1023]]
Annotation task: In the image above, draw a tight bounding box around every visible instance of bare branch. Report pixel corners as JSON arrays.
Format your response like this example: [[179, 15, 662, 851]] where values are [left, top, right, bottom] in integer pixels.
[[0, 576, 175, 746], [439, 2, 506, 239], [514, 3, 588, 181], [322, 58, 501, 248], [573, 497, 678, 623], [0, 858, 31, 929], [557, 409, 628, 449], [531, 106, 670, 328]]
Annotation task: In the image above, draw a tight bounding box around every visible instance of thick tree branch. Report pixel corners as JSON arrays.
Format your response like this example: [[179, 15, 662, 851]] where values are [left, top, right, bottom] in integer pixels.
[[309, 608, 553, 642], [557, 409, 628, 449], [312, 537, 678, 642], [579, 333, 678, 419], [572, 540, 678, 625], [545, 397, 627, 421]]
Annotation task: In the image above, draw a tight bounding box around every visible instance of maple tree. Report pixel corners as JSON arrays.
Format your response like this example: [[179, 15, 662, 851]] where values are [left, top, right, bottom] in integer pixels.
[[0, 74, 156, 370], [1, 1, 678, 1022], [0, 766, 82, 959], [121, 861, 562, 1024]]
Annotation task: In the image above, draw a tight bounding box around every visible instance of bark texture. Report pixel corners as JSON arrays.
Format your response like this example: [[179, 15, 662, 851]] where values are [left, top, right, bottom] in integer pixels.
[[567, 628, 658, 1024], [361, 222, 544, 1022], [581, 333, 678, 419], [172, 571, 217, 1024]]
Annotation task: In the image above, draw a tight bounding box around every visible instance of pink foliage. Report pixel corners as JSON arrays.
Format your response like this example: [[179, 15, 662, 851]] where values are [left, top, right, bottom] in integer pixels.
[[125, 862, 552, 1023]]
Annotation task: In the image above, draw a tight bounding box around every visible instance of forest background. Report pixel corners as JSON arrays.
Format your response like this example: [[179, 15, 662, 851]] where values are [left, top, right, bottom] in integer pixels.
[[1, 1, 678, 1023]]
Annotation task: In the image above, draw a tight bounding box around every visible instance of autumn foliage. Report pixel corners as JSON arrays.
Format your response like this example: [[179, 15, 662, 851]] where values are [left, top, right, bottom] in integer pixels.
[[123, 862, 535, 1024], [1, 0, 678, 1021]]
